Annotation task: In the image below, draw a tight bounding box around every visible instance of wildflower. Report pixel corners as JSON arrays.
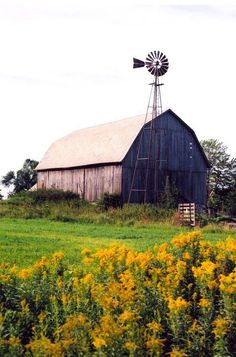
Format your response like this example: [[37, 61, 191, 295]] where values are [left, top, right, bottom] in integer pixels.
[[192, 260, 218, 283], [168, 297, 189, 312], [17, 268, 32, 279], [124, 341, 138, 352], [34, 256, 49, 270], [147, 321, 162, 333], [27, 336, 63, 356], [119, 310, 138, 323], [20, 299, 29, 313], [212, 318, 229, 338], [93, 337, 106, 349], [80, 273, 93, 284], [198, 298, 211, 309], [81, 248, 90, 256], [183, 251, 191, 260], [172, 231, 201, 248], [146, 337, 165, 350], [8, 336, 21, 346], [9, 264, 17, 274], [52, 251, 64, 261], [169, 347, 188, 356], [219, 269, 236, 294], [61, 294, 69, 306], [38, 311, 46, 323]]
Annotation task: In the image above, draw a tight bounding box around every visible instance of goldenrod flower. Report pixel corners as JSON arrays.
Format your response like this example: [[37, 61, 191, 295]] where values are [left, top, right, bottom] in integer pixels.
[[17, 268, 32, 279], [198, 298, 211, 309], [52, 251, 64, 261], [93, 337, 106, 349], [212, 317, 229, 338], [168, 297, 189, 312], [169, 347, 188, 356]]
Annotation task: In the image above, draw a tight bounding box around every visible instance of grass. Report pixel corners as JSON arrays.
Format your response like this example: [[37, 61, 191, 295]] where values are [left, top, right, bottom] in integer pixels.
[[1, 218, 236, 268]]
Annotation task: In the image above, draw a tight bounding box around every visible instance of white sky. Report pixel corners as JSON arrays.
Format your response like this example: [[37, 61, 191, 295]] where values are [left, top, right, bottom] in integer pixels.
[[0, 1, 236, 194]]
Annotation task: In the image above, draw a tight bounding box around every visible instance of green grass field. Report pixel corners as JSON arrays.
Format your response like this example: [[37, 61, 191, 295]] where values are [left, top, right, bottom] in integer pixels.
[[1, 218, 236, 268]]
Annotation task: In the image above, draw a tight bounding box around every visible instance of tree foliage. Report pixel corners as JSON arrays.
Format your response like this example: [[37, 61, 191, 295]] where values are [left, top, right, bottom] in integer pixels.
[[1, 159, 39, 194], [201, 139, 236, 213]]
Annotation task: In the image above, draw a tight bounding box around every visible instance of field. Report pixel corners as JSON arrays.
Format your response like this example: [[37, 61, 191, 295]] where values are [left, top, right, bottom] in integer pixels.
[[0, 218, 236, 267]]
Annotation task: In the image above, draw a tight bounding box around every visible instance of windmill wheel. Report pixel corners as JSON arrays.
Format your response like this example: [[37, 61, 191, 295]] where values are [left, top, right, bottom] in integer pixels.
[[145, 51, 169, 77]]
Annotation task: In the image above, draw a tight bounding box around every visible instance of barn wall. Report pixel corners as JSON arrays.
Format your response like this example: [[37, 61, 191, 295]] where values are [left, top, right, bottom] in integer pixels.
[[37, 164, 122, 202], [122, 111, 208, 205]]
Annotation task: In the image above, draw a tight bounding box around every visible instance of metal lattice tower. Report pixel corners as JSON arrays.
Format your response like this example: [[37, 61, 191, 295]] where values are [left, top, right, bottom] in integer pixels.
[[128, 51, 169, 204]]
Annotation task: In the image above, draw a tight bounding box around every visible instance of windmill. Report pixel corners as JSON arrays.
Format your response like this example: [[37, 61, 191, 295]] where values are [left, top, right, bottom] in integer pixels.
[[128, 50, 169, 204]]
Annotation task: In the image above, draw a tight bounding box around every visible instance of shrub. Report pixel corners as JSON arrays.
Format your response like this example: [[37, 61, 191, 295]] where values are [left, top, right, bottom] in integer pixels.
[[97, 192, 122, 210]]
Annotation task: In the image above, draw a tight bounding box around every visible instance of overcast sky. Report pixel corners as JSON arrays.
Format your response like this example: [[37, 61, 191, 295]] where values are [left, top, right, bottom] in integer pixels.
[[0, 1, 236, 194]]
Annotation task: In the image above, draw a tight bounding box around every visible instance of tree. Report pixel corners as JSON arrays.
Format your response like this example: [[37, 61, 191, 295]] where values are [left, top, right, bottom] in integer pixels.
[[159, 176, 178, 209], [201, 139, 236, 212], [1, 159, 39, 194], [0, 189, 3, 200]]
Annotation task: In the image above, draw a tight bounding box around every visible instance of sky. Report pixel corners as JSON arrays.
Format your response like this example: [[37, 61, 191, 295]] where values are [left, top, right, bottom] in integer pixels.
[[0, 1, 236, 195]]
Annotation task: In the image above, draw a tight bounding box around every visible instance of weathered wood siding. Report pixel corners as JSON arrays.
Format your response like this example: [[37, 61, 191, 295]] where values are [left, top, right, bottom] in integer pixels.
[[122, 111, 208, 205], [37, 164, 122, 202]]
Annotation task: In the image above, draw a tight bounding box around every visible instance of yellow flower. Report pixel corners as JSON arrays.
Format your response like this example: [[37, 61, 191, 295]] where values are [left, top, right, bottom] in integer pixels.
[[9, 264, 17, 274], [192, 260, 218, 282], [34, 256, 49, 270], [93, 337, 106, 349], [61, 294, 69, 306], [198, 298, 211, 309], [52, 251, 64, 261], [20, 299, 29, 313], [183, 251, 191, 260], [212, 318, 229, 338], [146, 337, 165, 350], [27, 336, 63, 356], [119, 310, 138, 323], [81, 248, 90, 255], [169, 347, 188, 357], [172, 231, 201, 248], [219, 269, 236, 294], [124, 341, 137, 351], [168, 297, 189, 312], [17, 268, 32, 279], [80, 273, 93, 284], [147, 321, 162, 333], [8, 336, 21, 346]]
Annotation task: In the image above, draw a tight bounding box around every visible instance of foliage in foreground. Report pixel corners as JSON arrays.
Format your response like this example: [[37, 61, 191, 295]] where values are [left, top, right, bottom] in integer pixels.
[[0, 232, 236, 356]]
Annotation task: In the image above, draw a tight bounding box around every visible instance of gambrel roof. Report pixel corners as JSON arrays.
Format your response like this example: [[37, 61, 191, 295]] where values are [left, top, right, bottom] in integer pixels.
[[36, 109, 209, 171], [36, 114, 151, 170]]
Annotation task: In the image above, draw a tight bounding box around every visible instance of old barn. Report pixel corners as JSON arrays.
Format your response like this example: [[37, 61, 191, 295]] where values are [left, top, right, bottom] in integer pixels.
[[36, 109, 209, 206]]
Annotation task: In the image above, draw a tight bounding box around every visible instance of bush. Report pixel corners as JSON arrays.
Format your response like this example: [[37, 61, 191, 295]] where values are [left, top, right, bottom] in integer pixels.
[[97, 192, 122, 210], [7, 189, 80, 205]]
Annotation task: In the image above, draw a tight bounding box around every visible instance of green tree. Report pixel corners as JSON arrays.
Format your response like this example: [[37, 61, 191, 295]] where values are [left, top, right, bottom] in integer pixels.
[[159, 176, 178, 209], [1, 159, 39, 194], [201, 139, 236, 212]]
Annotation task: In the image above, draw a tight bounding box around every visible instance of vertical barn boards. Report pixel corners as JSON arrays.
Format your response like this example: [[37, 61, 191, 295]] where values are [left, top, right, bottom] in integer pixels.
[[37, 164, 122, 202], [122, 109, 209, 206]]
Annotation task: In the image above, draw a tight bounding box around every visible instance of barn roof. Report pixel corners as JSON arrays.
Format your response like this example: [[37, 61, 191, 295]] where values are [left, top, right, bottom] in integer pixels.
[[36, 109, 209, 171], [36, 113, 151, 170]]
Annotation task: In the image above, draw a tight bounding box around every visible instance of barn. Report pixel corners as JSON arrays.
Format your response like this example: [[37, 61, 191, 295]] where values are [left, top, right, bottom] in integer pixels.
[[36, 109, 209, 206]]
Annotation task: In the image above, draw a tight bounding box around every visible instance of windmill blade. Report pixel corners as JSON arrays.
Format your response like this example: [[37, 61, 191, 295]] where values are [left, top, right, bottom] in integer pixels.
[[145, 50, 169, 77], [133, 58, 145, 69]]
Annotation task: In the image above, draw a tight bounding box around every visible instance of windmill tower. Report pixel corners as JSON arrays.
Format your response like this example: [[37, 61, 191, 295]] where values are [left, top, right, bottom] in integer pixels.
[[128, 50, 169, 204]]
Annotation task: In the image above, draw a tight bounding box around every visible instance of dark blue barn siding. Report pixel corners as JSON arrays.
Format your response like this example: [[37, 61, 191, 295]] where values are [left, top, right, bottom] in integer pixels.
[[122, 110, 208, 206]]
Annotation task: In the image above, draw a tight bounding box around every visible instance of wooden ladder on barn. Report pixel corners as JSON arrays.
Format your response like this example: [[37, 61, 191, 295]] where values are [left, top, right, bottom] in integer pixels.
[[128, 77, 162, 204]]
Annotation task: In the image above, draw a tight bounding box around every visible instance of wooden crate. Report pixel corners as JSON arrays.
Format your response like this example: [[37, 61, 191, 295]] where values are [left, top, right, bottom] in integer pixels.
[[178, 203, 196, 227]]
